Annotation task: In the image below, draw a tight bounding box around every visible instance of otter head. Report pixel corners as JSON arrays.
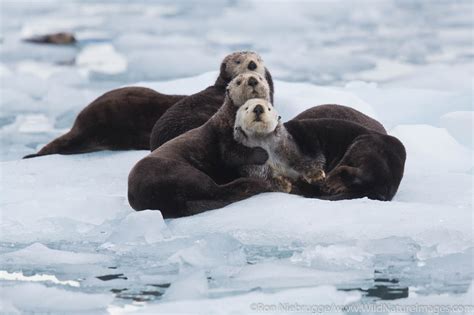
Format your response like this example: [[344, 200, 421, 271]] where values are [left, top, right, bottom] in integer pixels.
[[235, 98, 280, 137], [219, 51, 266, 83], [226, 72, 270, 107]]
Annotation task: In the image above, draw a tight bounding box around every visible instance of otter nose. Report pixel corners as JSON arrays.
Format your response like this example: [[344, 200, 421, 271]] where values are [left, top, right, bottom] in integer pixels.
[[248, 60, 257, 70], [253, 104, 264, 116], [248, 76, 258, 87]]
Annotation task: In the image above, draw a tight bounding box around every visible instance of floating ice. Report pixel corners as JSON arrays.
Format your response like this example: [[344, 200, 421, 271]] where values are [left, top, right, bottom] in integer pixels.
[[76, 44, 127, 75], [390, 124, 473, 173], [0, 283, 113, 314], [1, 243, 110, 265], [0, 271, 80, 287], [108, 210, 167, 244], [0, 0, 472, 312], [440, 111, 473, 149]]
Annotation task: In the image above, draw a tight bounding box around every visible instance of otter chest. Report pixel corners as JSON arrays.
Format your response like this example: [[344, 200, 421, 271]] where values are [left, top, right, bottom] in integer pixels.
[[264, 144, 300, 180]]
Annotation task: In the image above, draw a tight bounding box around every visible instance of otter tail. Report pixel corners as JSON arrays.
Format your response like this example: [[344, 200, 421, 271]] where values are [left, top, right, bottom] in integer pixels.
[[22, 131, 91, 159]]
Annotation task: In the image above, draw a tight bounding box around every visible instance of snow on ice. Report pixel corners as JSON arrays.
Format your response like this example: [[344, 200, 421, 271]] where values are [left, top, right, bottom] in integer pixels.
[[0, 0, 473, 313]]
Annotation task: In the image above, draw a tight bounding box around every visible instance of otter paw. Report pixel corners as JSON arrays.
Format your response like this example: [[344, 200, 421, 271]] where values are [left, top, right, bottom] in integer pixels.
[[273, 176, 292, 193], [323, 180, 348, 195], [302, 169, 326, 184]]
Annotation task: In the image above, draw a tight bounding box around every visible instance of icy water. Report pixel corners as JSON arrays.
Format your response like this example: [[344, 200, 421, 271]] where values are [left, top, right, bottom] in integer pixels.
[[1, 0, 473, 313]]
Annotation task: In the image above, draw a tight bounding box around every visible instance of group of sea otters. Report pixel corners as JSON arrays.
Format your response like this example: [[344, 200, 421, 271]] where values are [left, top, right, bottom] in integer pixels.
[[25, 51, 406, 218]]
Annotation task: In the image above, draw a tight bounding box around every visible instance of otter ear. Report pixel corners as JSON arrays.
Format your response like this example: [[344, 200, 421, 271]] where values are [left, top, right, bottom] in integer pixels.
[[220, 62, 231, 82], [220, 62, 226, 74], [265, 68, 274, 103]]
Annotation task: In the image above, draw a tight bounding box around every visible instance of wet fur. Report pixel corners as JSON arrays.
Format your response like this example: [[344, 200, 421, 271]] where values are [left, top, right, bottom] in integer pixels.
[[293, 104, 387, 134], [234, 100, 325, 190], [128, 74, 277, 218], [24, 87, 185, 158], [283, 119, 406, 201], [149, 52, 274, 150]]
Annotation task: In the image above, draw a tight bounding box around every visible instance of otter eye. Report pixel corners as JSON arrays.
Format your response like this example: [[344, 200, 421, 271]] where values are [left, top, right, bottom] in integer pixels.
[[268, 108, 271, 111], [235, 60, 241, 64], [245, 107, 249, 110], [236, 80, 242, 85]]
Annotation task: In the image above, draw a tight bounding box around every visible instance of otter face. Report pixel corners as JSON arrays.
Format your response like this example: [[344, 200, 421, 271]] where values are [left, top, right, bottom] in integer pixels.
[[235, 98, 279, 136], [227, 72, 270, 107], [221, 51, 266, 80]]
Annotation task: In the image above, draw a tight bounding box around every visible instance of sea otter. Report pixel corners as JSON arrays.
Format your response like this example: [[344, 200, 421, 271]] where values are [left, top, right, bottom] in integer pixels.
[[292, 104, 386, 134], [149, 51, 274, 150], [128, 72, 283, 218], [24, 51, 273, 158], [234, 100, 406, 201]]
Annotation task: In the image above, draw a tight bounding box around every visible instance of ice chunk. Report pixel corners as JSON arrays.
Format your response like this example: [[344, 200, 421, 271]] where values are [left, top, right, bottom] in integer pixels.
[[0, 283, 113, 313], [390, 124, 473, 173], [125, 49, 216, 81], [108, 210, 167, 244], [290, 245, 374, 271], [112, 285, 360, 314], [440, 111, 473, 149], [135, 71, 217, 95], [0, 63, 12, 77], [163, 270, 208, 301], [167, 234, 245, 267], [232, 261, 371, 289], [77, 44, 127, 75], [15, 114, 54, 133], [168, 193, 472, 249], [0, 271, 80, 287], [1, 243, 110, 265]]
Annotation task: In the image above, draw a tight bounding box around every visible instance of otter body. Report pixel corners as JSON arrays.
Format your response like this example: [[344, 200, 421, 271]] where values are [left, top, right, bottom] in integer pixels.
[[128, 73, 281, 218], [234, 102, 406, 201], [24, 87, 185, 158], [293, 104, 386, 134], [24, 51, 273, 158], [234, 99, 325, 192], [284, 119, 406, 201], [149, 51, 274, 150]]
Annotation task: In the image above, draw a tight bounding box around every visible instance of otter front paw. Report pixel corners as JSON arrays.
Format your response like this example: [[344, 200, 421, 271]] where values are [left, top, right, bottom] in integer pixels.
[[302, 169, 326, 184], [272, 175, 292, 193], [322, 178, 348, 195]]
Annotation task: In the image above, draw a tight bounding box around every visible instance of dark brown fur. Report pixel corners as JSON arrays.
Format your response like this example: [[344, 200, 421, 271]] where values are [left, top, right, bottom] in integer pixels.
[[24, 51, 274, 159], [128, 102, 272, 218], [23, 87, 185, 158], [293, 104, 386, 134], [128, 74, 277, 218], [149, 62, 274, 150], [284, 119, 406, 201]]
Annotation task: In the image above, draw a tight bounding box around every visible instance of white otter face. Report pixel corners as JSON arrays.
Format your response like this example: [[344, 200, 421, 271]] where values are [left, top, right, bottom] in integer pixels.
[[222, 51, 266, 79], [227, 72, 270, 107], [235, 98, 279, 136]]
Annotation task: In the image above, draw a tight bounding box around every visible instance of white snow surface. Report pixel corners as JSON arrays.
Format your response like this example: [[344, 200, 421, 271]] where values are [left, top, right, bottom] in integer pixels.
[[1, 0, 473, 314]]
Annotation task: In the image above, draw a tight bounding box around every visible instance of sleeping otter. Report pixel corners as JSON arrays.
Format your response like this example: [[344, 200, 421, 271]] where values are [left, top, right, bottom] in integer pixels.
[[234, 100, 406, 201], [292, 104, 386, 134]]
